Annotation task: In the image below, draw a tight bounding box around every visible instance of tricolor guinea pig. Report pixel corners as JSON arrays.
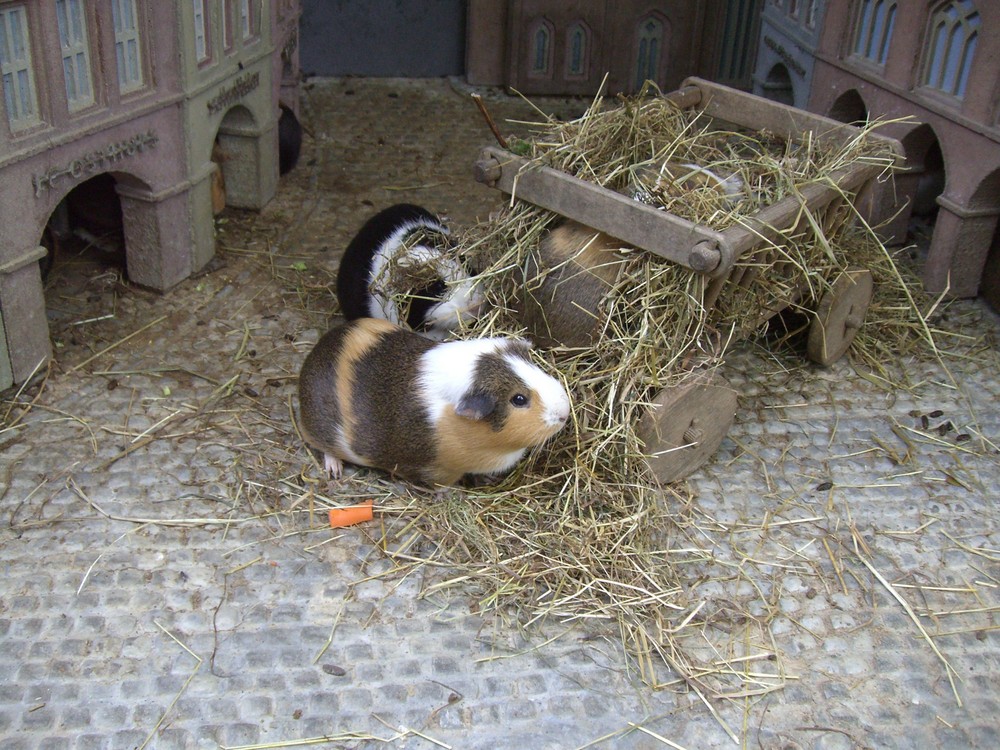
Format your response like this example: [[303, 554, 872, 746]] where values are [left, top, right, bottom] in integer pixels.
[[297, 318, 571, 487], [336, 204, 483, 341]]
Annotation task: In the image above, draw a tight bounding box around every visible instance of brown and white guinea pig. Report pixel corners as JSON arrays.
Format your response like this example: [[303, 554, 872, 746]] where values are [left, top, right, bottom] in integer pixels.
[[297, 317, 571, 487], [336, 204, 483, 342], [517, 220, 629, 349]]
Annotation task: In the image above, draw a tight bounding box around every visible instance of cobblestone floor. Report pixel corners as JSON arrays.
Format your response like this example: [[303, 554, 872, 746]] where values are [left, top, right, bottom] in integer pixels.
[[1, 78, 998, 750]]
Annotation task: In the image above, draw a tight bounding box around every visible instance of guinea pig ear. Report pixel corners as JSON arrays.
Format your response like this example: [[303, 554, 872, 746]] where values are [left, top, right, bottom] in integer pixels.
[[455, 391, 497, 421]]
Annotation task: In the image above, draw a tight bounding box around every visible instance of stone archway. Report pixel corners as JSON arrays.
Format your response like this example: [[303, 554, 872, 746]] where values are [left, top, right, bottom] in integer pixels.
[[213, 104, 275, 210], [42, 173, 129, 278], [37, 169, 199, 293], [828, 88, 868, 125], [760, 62, 794, 106], [900, 123, 944, 219]]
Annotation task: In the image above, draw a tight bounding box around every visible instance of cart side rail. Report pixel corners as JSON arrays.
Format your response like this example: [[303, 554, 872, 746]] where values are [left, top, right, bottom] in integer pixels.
[[473, 146, 734, 276], [681, 77, 905, 159]]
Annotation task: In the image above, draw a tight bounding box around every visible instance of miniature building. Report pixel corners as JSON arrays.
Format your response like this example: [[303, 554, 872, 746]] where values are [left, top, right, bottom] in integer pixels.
[[0, 0, 300, 390], [752, 0, 826, 108], [466, 0, 764, 97], [808, 0, 1000, 301]]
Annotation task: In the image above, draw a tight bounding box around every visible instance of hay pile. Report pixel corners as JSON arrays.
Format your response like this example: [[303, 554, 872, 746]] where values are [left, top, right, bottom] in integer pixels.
[[344, 89, 942, 702], [456, 89, 919, 487]]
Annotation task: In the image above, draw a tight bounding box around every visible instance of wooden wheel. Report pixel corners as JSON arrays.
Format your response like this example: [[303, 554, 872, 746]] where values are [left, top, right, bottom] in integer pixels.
[[637, 371, 738, 483], [807, 268, 874, 366]]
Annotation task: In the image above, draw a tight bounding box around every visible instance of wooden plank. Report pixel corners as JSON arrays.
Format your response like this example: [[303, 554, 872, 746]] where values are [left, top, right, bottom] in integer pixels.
[[681, 77, 903, 156], [474, 146, 734, 276], [721, 161, 883, 255], [661, 84, 703, 110]]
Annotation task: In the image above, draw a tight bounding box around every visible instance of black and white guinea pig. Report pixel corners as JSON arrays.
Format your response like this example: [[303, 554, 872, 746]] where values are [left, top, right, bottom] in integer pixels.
[[297, 318, 570, 487], [336, 203, 483, 341]]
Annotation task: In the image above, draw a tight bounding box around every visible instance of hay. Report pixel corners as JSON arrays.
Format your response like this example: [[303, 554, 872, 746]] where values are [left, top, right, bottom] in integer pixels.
[[454, 89, 921, 495], [362, 225, 483, 335], [372, 87, 949, 703]]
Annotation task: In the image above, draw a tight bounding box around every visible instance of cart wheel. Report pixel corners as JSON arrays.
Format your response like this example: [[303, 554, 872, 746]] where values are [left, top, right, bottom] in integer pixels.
[[806, 268, 874, 366], [637, 371, 738, 483]]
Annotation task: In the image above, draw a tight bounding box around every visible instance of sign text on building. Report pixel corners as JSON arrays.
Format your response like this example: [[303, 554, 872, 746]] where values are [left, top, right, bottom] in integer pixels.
[[33, 130, 159, 197], [207, 71, 261, 115]]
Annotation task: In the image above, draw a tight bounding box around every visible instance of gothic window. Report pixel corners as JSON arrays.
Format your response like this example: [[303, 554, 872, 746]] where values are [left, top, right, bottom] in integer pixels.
[[635, 16, 664, 89], [111, 0, 143, 92], [0, 3, 39, 130], [56, 0, 94, 110], [529, 19, 553, 78], [922, 1, 979, 99], [565, 21, 589, 79], [852, 0, 896, 66]]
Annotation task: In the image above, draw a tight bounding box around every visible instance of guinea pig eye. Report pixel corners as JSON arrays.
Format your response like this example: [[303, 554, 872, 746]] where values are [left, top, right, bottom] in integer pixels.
[[510, 393, 530, 408]]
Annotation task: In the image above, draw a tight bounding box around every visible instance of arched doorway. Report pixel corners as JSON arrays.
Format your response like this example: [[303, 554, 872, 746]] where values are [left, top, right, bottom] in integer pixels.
[[213, 104, 273, 210], [898, 123, 944, 247], [828, 88, 868, 125], [41, 173, 127, 281], [911, 141, 944, 218], [760, 62, 794, 106], [38, 171, 154, 344]]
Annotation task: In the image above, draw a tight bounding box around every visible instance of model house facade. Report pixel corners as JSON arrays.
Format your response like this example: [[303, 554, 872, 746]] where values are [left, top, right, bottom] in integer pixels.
[[465, 0, 764, 97], [806, 0, 999, 301], [752, 0, 826, 108], [0, 0, 299, 390]]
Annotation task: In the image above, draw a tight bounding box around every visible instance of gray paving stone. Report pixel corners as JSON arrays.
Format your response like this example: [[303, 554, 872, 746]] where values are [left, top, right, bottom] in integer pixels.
[[1, 77, 998, 750]]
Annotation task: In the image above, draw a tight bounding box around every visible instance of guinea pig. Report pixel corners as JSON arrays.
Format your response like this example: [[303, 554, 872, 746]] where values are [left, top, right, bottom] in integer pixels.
[[517, 220, 629, 349], [297, 317, 570, 487], [631, 161, 744, 207], [336, 204, 483, 342], [278, 103, 303, 176]]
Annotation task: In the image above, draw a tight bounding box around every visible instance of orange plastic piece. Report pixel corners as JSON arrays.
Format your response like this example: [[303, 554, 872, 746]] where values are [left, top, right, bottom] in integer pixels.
[[328, 501, 374, 528]]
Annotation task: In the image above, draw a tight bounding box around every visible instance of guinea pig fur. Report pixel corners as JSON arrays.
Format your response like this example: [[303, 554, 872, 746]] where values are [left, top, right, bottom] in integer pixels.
[[336, 203, 483, 341], [298, 318, 571, 487], [518, 220, 629, 349]]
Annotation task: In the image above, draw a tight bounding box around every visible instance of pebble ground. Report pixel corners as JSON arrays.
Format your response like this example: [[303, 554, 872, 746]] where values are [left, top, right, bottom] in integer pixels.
[[1, 78, 998, 750]]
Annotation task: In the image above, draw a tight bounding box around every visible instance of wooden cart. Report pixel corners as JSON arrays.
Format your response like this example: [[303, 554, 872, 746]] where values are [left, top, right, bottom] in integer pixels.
[[473, 77, 903, 482]]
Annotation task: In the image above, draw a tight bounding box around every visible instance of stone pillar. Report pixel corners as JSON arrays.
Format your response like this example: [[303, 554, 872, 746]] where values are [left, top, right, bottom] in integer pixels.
[[0, 245, 51, 388], [117, 181, 204, 291], [216, 116, 278, 210], [923, 195, 999, 297]]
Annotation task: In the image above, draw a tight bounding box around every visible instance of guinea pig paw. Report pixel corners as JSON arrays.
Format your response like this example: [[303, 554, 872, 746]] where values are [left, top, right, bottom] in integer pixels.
[[323, 453, 344, 479]]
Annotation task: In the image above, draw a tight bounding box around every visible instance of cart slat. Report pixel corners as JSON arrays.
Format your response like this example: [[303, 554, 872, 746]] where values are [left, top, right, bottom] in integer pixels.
[[474, 146, 734, 276]]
